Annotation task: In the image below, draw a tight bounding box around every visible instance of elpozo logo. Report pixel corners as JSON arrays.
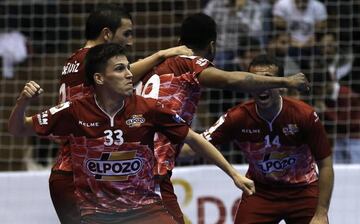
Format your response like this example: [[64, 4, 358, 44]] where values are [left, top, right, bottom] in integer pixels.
[[86, 150, 143, 181], [126, 114, 145, 127]]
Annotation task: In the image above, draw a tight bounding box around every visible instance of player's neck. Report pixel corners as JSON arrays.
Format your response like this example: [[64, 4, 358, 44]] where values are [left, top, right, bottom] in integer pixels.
[[193, 49, 211, 61], [257, 96, 282, 122], [84, 39, 103, 48], [94, 91, 125, 117]]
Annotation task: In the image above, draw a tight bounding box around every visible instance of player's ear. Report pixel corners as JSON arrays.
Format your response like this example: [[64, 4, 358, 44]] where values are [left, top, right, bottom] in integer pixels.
[[102, 27, 113, 42], [93, 73, 104, 85], [209, 40, 216, 55]]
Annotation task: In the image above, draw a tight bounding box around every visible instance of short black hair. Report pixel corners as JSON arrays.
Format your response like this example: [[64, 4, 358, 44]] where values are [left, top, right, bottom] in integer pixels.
[[248, 54, 284, 77], [180, 13, 217, 50], [85, 4, 132, 40], [84, 43, 127, 86]]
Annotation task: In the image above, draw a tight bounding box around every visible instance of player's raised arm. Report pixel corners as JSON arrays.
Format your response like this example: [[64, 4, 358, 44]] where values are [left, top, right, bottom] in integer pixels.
[[130, 45, 193, 83], [184, 129, 255, 196], [198, 66, 310, 93], [8, 81, 43, 136]]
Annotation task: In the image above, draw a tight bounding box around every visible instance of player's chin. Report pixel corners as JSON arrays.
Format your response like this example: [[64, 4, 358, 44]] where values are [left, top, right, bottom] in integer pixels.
[[124, 88, 134, 96]]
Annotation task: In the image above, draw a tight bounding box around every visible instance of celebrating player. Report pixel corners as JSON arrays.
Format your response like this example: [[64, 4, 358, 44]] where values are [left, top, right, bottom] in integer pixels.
[[52, 4, 192, 224], [8, 43, 255, 224], [135, 13, 310, 223], [202, 54, 334, 224]]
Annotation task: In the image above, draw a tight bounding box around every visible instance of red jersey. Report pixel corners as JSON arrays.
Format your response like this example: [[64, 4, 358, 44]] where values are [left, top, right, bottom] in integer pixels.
[[59, 47, 90, 100], [55, 47, 92, 171], [203, 97, 331, 186], [32, 94, 189, 216], [135, 55, 212, 175]]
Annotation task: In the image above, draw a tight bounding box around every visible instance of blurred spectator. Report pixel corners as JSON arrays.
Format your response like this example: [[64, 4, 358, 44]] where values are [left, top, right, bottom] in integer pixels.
[[0, 31, 28, 78], [267, 33, 301, 98], [204, 0, 271, 70], [314, 33, 360, 163], [238, 37, 263, 71], [273, 0, 327, 72], [324, 82, 360, 164]]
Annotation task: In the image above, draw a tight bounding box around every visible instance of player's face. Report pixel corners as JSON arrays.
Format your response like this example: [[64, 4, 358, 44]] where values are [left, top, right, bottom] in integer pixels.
[[111, 18, 133, 50], [102, 55, 133, 96], [250, 65, 281, 110]]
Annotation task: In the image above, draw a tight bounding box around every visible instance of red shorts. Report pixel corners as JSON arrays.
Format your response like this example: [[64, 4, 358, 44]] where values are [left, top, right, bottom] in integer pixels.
[[81, 202, 177, 224], [49, 170, 81, 224], [234, 182, 319, 224], [159, 173, 185, 224]]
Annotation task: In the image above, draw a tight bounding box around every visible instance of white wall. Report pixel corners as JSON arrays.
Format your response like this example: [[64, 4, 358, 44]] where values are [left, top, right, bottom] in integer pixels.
[[0, 165, 359, 224]]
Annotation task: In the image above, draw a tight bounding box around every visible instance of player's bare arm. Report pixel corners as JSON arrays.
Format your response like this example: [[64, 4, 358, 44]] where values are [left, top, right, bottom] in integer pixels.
[[198, 66, 310, 92], [310, 155, 334, 224], [131, 45, 193, 83], [8, 81, 43, 136], [184, 129, 255, 196]]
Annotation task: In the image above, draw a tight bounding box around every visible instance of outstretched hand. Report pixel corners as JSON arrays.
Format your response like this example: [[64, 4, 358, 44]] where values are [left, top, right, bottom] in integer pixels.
[[232, 172, 255, 196], [287, 73, 310, 93], [159, 45, 194, 58], [17, 81, 44, 103]]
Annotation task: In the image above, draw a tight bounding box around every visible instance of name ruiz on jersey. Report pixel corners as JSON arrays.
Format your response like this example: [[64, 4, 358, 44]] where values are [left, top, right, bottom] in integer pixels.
[[61, 61, 80, 75], [86, 151, 143, 181]]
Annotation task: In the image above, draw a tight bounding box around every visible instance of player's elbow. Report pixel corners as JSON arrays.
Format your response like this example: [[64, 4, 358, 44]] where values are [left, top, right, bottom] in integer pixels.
[[8, 118, 32, 137]]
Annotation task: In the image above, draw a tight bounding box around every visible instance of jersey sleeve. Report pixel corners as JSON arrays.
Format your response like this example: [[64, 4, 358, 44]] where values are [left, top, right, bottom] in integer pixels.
[[178, 55, 213, 79], [202, 111, 237, 145], [31, 101, 77, 137], [304, 110, 332, 160], [151, 101, 189, 144]]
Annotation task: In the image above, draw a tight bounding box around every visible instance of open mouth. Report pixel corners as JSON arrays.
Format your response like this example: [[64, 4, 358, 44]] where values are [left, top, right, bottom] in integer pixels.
[[258, 93, 270, 101]]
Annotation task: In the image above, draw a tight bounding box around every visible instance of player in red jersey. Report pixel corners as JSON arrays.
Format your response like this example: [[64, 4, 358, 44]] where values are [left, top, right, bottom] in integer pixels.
[[51, 4, 193, 224], [201, 54, 334, 224], [9, 43, 255, 224], [135, 13, 311, 223]]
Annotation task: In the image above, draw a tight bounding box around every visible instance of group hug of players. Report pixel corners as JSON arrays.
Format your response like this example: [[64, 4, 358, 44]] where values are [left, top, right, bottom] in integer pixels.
[[8, 4, 333, 224]]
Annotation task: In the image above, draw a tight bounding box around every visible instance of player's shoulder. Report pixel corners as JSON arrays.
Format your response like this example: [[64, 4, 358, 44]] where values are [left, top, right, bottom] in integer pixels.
[[283, 97, 315, 115], [174, 55, 210, 65], [67, 47, 89, 61], [66, 94, 93, 109], [127, 95, 162, 110], [226, 100, 255, 118]]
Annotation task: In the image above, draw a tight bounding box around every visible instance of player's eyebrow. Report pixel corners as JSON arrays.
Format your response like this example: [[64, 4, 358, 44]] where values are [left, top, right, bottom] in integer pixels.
[[114, 63, 130, 71]]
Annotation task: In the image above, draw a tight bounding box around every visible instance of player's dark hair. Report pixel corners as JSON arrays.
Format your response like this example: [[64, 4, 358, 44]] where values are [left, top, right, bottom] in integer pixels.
[[85, 43, 127, 86], [179, 13, 217, 50], [248, 54, 284, 77], [85, 4, 132, 40]]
